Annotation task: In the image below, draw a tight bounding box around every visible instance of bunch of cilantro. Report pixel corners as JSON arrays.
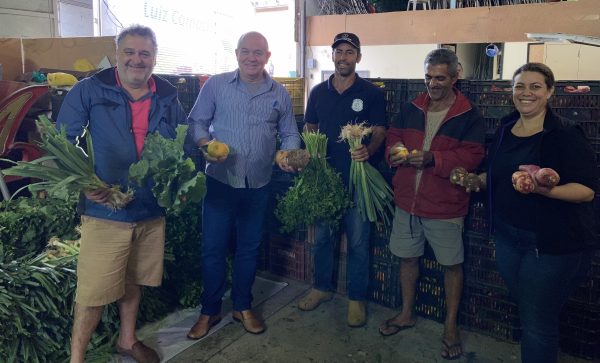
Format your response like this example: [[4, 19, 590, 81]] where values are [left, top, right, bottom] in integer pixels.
[[129, 125, 206, 213], [275, 131, 351, 233]]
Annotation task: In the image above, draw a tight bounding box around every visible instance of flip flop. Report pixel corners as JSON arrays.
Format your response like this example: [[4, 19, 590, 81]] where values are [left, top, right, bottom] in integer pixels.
[[378, 319, 415, 336], [441, 338, 463, 360]]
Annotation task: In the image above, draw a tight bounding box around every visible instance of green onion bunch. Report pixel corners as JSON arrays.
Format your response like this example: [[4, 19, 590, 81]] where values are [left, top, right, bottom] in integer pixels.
[[339, 123, 394, 228], [2, 115, 133, 209]]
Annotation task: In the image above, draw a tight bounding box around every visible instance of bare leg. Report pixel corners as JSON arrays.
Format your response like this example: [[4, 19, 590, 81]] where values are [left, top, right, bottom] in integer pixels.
[[116, 283, 142, 349], [379, 257, 419, 333], [70, 304, 104, 363], [442, 263, 463, 359]]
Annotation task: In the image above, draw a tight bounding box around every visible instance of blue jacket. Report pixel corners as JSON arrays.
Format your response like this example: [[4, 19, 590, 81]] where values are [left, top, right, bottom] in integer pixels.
[[57, 67, 187, 222]]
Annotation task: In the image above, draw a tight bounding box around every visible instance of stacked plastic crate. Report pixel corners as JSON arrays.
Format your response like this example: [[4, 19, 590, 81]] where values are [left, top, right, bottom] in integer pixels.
[[159, 74, 210, 115], [273, 77, 305, 132], [366, 78, 406, 125], [467, 80, 513, 138], [262, 168, 314, 282], [369, 223, 402, 308]]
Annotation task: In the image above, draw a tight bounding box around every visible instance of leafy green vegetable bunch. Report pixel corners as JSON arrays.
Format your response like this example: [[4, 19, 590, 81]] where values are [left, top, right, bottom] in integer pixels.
[[275, 131, 351, 233], [129, 125, 206, 213], [0, 195, 79, 263], [2, 115, 133, 209]]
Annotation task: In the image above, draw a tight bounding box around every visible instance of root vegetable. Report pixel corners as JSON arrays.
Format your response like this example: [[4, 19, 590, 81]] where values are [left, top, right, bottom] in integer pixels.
[[286, 149, 310, 169], [519, 164, 560, 188], [207, 140, 229, 158], [275, 150, 289, 164], [512, 171, 535, 194], [449, 167, 468, 185], [535, 168, 560, 187]]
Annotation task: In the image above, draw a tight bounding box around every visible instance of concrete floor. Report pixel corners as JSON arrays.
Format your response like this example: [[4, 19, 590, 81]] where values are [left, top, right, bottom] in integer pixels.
[[168, 273, 590, 363]]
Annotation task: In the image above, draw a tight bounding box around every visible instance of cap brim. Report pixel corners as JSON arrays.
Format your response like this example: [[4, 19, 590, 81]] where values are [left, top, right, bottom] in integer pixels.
[[332, 40, 359, 50]]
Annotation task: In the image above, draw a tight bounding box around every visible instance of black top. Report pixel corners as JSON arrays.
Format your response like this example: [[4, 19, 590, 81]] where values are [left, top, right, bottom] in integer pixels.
[[304, 75, 386, 186], [491, 130, 543, 231], [487, 107, 599, 254]]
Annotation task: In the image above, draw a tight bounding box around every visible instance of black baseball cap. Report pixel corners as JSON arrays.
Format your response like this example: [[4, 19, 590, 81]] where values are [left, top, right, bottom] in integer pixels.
[[332, 32, 360, 51]]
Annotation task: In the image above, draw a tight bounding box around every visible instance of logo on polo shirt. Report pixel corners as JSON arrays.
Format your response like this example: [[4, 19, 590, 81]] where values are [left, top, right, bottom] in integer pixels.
[[351, 99, 363, 112]]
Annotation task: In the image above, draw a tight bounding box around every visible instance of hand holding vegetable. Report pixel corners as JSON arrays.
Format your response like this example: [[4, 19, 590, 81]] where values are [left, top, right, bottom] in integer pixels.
[[512, 165, 560, 195], [85, 188, 112, 204], [407, 149, 434, 169], [275, 149, 309, 172], [389, 142, 409, 166], [351, 144, 370, 162], [201, 140, 229, 163], [449, 167, 484, 192]]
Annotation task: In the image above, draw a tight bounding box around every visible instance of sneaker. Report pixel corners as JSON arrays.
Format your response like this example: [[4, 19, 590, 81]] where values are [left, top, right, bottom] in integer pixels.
[[298, 289, 333, 311], [347, 300, 366, 327]]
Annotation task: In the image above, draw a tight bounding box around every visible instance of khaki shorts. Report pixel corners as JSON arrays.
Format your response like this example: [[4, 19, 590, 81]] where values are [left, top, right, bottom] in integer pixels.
[[389, 207, 464, 266], [75, 216, 165, 307]]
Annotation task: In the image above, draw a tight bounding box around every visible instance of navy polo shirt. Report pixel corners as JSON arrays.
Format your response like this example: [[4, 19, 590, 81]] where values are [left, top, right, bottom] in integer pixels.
[[304, 74, 386, 187]]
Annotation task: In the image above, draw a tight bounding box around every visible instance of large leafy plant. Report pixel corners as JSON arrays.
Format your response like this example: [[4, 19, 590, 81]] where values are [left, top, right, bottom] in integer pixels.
[[129, 125, 206, 213]]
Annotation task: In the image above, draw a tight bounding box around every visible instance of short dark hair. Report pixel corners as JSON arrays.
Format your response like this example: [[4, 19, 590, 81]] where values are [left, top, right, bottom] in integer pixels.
[[424, 48, 459, 77], [512, 62, 555, 89], [116, 25, 157, 50]]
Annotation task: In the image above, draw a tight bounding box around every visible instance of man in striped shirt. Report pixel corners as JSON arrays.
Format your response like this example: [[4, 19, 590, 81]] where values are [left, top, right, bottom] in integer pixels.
[[187, 31, 301, 339]]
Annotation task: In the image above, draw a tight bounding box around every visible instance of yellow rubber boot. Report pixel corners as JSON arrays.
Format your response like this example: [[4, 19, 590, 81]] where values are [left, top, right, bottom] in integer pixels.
[[347, 300, 366, 327], [298, 289, 333, 311]]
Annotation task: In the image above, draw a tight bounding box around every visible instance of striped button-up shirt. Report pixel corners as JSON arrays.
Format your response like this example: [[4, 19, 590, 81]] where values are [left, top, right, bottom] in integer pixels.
[[188, 70, 301, 188]]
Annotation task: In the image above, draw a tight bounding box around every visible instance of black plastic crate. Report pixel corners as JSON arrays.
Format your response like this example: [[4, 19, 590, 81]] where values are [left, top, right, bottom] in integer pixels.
[[415, 275, 446, 323], [469, 80, 513, 95], [267, 233, 311, 282], [406, 79, 427, 102], [369, 256, 401, 308], [569, 276, 600, 307], [554, 80, 600, 96], [459, 311, 521, 343], [367, 78, 406, 125]]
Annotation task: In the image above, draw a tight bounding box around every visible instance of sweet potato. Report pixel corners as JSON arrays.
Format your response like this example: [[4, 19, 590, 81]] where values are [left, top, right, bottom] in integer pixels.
[[535, 168, 560, 188], [519, 164, 560, 188], [512, 170, 535, 194]]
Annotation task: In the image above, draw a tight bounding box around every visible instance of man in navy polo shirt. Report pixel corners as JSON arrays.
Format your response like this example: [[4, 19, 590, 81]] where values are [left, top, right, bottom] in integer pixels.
[[298, 32, 386, 327]]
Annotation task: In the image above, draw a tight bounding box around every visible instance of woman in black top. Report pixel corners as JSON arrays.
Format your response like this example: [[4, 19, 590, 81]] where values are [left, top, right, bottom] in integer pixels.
[[463, 63, 598, 363]]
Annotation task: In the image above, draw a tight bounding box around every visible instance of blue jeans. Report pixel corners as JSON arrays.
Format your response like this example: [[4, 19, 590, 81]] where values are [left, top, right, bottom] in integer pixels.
[[312, 203, 371, 300], [494, 218, 587, 363], [200, 177, 271, 315]]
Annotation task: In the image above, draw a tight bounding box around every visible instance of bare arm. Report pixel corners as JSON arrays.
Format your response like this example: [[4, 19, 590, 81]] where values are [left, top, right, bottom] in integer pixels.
[[535, 182, 595, 203]]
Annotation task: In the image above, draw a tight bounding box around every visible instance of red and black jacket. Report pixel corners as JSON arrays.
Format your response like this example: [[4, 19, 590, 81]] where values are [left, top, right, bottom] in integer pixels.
[[385, 89, 485, 219]]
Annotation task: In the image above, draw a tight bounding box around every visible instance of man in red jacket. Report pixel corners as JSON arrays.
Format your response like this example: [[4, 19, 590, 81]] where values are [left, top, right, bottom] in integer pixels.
[[379, 48, 485, 361]]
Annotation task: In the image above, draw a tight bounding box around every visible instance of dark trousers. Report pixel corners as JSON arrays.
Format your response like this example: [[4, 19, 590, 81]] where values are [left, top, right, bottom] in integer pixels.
[[494, 218, 587, 363], [200, 177, 271, 315]]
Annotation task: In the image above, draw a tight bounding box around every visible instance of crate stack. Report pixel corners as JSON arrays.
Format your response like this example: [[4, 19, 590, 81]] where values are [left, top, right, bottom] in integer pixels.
[[273, 77, 305, 131], [467, 80, 513, 138], [159, 74, 210, 115], [460, 231, 522, 342], [366, 78, 406, 125], [262, 168, 314, 282], [369, 224, 402, 308], [415, 245, 446, 323]]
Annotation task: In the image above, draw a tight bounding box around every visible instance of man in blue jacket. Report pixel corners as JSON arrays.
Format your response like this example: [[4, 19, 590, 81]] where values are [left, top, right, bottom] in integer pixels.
[[57, 25, 186, 363]]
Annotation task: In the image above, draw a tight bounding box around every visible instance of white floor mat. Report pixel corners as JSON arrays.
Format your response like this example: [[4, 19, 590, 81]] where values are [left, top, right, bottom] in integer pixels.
[[110, 276, 288, 362]]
